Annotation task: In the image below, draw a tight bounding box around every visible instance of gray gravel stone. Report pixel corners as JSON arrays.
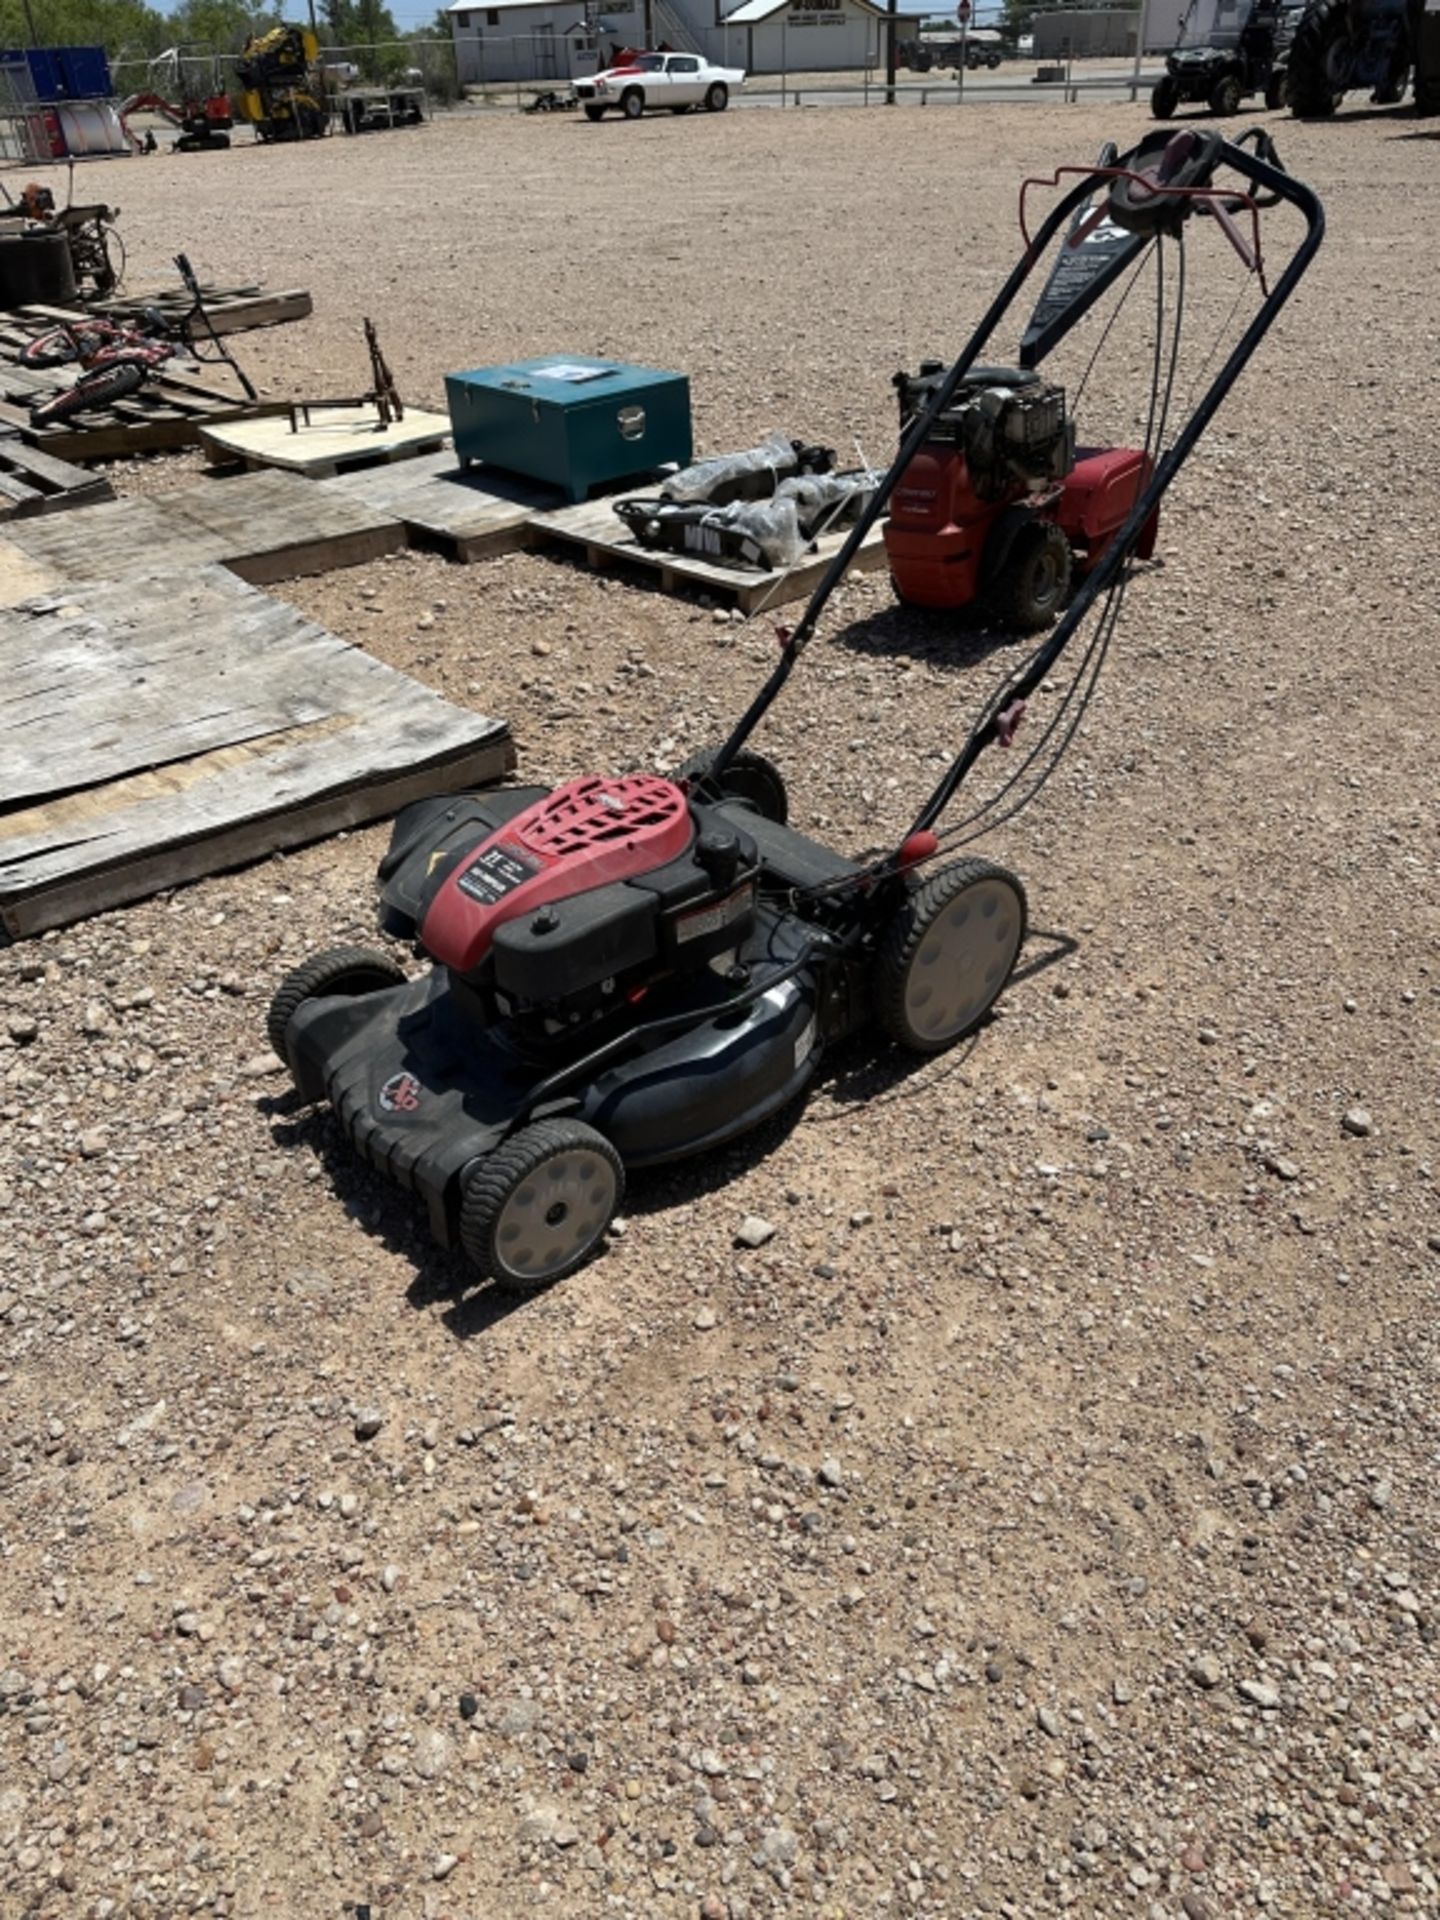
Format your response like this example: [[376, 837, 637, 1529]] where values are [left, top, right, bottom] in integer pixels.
[[1341, 1106, 1373, 1137], [735, 1215, 776, 1248]]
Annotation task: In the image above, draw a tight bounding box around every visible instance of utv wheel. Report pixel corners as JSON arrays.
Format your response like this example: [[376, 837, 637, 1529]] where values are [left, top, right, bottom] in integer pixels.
[[460, 1120, 623, 1293], [267, 946, 407, 1062], [874, 859, 1028, 1055], [1209, 74, 1242, 115], [1151, 74, 1180, 118], [620, 87, 644, 118], [991, 519, 1072, 633], [704, 82, 729, 111], [583, 103, 605, 120], [675, 745, 788, 824]]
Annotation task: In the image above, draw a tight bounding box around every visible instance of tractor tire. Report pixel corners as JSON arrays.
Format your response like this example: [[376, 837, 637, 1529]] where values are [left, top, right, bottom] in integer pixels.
[[1264, 68, 1290, 108], [1286, 0, 1350, 114], [267, 945, 407, 1063], [705, 82, 729, 111], [29, 360, 147, 427], [459, 1119, 623, 1293], [583, 103, 605, 120], [1209, 73, 1243, 114], [620, 87, 645, 118], [873, 858, 1028, 1056], [1151, 73, 1181, 118], [990, 519, 1072, 633], [674, 745, 789, 825]]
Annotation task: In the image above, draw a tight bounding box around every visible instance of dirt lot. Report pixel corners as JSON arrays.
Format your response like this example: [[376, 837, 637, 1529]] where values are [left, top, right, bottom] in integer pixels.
[[2, 102, 1438, 1920]]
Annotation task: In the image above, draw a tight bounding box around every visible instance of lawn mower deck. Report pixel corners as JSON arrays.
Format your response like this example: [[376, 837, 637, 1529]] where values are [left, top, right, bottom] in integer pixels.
[[270, 128, 1323, 1295]]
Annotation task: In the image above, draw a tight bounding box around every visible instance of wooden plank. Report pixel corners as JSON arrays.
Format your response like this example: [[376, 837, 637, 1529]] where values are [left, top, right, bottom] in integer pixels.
[[200, 405, 452, 480], [0, 469, 403, 600], [527, 492, 890, 613], [322, 449, 561, 562], [73, 287, 312, 337], [0, 566, 512, 939]]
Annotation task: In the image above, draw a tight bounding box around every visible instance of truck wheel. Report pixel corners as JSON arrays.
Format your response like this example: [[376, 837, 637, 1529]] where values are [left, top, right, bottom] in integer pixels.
[[460, 1120, 623, 1293], [991, 519, 1072, 632], [583, 103, 605, 120], [705, 82, 729, 111], [1151, 73, 1180, 118], [675, 745, 788, 824], [1209, 74, 1242, 115], [267, 946, 407, 1062], [874, 859, 1028, 1055], [621, 87, 644, 118]]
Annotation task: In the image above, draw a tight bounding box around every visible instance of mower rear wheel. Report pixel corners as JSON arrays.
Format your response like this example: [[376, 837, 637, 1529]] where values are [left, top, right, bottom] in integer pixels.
[[675, 745, 788, 825], [1150, 74, 1180, 118], [460, 1120, 623, 1293], [874, 859, 1028, 1055], [267, 945, 407, 1062], [990, 519, 1072, 633]]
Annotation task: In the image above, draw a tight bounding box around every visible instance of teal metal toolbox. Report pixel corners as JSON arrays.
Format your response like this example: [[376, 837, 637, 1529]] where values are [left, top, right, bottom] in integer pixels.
[[444, 356, 692, 502]]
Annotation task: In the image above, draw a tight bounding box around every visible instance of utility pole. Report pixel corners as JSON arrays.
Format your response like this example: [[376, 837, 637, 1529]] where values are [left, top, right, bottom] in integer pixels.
[[22, 0, 40, 50], [885, 0, 897, 103]]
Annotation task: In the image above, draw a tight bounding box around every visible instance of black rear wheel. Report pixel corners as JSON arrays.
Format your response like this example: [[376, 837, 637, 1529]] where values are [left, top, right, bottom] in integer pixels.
[[1286, 0, 1348, 114], [583, 102, 605, 120], [674, 744, 788, 824], [267, 945, 407, 1062], [460, 1120, 623, 1293], [874, 859, 1028, 1055], [1209, 74, 1242, 115], [990, 519, 1072, 633]]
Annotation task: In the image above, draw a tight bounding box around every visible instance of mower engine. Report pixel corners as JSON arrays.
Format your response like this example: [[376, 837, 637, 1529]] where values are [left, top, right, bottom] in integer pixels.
[[884, 362, 1155, 625], [375, 776, 761, 1042]]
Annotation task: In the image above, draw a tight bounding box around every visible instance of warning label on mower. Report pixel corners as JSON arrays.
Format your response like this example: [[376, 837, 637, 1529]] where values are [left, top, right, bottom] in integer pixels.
[[675, 883, 754, 945], [456, 842, 539, 907]]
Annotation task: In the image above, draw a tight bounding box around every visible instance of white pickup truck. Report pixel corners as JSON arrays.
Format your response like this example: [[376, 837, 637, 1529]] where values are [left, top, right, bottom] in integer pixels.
[[574, 51, 746, 120]]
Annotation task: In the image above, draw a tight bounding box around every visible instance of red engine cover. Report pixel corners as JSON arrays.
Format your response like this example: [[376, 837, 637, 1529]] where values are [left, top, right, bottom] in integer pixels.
[[1054, 446, 1158, 564], [883, 444, 1007, 609], [420, 774, 693, 974]]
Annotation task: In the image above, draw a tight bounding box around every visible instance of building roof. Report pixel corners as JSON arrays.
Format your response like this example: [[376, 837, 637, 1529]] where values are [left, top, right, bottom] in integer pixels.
[[723, 0, 923, 19], [446, 0, 562, 14]]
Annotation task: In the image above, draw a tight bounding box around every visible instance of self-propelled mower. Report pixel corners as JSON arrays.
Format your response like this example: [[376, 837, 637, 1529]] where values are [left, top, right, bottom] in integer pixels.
[[270, 129, 1322, 1295]]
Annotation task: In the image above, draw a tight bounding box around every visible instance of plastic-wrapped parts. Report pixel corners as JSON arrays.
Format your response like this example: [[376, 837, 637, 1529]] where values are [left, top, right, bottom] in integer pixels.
[[778, 468, 882, 540], [659, 432, 832, 507]]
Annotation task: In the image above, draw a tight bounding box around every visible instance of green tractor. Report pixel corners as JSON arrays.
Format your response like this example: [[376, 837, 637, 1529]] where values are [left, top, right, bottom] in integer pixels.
[[1416, 0, 1440, 111], [1284, 0, 1425, 112]]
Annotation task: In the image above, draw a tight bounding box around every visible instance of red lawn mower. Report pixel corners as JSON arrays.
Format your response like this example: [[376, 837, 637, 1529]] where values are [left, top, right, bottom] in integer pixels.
[[269, 129, 1322, 1294]]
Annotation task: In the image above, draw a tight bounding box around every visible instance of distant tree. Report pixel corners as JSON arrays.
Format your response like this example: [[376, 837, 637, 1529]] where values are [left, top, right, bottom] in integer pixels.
[[166, 0, 282, 52], [0, 0, 168, 57]]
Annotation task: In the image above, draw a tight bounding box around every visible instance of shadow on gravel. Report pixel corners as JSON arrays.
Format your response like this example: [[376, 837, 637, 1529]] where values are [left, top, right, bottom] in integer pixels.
[[834, 601, 1018, 671], [256, 919, 1075, 1334]]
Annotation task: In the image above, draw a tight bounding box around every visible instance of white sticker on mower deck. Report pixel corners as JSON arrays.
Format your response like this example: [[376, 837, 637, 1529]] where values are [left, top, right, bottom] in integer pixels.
[[675, 883, 754, 945], [794, 1018, 817, 1071]]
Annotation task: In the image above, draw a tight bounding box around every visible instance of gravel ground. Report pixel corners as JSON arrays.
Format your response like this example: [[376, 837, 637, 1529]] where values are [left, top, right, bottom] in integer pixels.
[[2, 105, 1438, 1920]]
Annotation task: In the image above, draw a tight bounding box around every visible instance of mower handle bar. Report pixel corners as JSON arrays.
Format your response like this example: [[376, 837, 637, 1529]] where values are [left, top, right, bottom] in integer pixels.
[[703, 133, 1324, 847]]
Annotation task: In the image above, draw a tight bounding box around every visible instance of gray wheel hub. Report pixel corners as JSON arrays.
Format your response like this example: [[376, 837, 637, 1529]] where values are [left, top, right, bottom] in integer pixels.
[[903, 877, 1024, 1044], [494, 1149, 618, 1283]]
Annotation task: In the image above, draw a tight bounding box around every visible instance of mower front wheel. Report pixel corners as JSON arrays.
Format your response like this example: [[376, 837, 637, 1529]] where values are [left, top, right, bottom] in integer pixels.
[[675, 745, 789, 825], [990, 519, 1072, 633], [460, 1120, 624, 1293], [267, 945, 407, 1062], [874, 859, 1028, 1055]]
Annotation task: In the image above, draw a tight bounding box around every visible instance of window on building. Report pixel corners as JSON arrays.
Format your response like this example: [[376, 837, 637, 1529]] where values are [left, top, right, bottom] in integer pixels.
[[486, 7, 500, 22]]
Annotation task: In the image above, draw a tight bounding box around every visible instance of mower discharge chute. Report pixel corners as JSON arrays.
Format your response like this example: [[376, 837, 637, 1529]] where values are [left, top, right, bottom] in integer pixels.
[[270, 130, 1324, 1295]]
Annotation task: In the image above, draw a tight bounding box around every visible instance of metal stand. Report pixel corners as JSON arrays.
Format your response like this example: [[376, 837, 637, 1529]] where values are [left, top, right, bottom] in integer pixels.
[[289, 318, 404, 432]]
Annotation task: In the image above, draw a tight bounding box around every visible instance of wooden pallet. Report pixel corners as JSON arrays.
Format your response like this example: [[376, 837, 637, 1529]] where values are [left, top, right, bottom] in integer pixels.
[[0, 468, 403, 601], [82, 285, 313, 338], [526, 494, 890, 613], [0, 353, 283, 462], [322, 449, 562, 562], [0, 566, 513, 940], [0, 427, 113, 519], [200, 405, 451, 480]]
